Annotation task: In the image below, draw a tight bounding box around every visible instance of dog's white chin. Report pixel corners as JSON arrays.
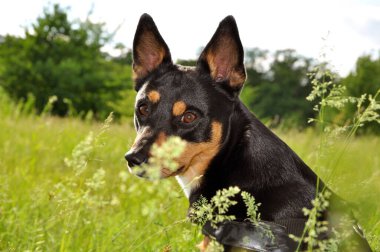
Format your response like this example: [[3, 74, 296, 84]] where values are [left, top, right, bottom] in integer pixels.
[[175, 175, 191, 198], [175, 171, 203, 198]]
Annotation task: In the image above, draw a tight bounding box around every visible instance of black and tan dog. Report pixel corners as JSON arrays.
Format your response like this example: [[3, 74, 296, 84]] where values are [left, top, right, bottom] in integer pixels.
[[125, 14, 372, 251]]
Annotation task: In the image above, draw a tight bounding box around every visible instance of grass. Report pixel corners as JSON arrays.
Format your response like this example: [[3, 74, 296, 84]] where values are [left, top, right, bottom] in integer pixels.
[[282, 129, 380, 250], [0, 113, 379, 251], [0, 115, 199, 251]]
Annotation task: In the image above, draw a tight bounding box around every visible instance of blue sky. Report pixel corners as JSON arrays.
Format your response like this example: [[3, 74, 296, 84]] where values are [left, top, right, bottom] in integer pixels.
[[1, 0, 379, 76]]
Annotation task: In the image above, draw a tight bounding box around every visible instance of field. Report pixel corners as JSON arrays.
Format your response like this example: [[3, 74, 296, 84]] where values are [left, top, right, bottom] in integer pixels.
[[1, 112, 379, 251]]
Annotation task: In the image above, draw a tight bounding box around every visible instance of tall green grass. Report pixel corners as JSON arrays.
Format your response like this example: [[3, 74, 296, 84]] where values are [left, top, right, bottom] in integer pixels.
[[0, 112, 204, 251], [0, 90, 379, 251], [281, 129, 380, 250]]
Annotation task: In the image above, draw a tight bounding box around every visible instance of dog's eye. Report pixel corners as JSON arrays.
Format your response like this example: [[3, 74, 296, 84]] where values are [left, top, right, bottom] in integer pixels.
[[181, 112, 197, 124], [138, 104, 149, 116]]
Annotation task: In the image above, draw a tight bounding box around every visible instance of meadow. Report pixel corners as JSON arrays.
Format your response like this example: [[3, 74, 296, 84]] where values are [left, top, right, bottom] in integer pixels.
[[0, 3, 379, 251], [0, 107, 379, 251]]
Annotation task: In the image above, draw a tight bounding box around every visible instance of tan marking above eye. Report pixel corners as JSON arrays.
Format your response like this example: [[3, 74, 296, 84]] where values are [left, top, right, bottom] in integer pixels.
[[147, 90, 160, 103], [172, 101, 187, 116]]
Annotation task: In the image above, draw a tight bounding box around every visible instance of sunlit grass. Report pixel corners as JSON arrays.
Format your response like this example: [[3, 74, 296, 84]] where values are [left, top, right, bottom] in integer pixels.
[[0, 115, 200, 251], [278, 128, 380, 250], [0, 114, 379, 251]]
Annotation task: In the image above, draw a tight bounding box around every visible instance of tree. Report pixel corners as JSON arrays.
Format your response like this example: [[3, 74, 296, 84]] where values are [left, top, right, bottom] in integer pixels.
[[176, 59, 197, 66], [0, 4, 131, 118], [341, 54, 380, 133], [112, 43, 133, 65], [343, 54, 380, 98], [242, 49, 316, 128], [240, 48, 268, 115]]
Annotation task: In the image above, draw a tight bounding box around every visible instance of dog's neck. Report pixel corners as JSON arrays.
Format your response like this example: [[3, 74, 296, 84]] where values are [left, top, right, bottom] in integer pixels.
[[175, 101, 248, 199], [182, 101, 319, 220]]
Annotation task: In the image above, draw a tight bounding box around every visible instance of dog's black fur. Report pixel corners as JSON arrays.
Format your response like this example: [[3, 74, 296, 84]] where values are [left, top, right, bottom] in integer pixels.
[[126, 14, 372, 251]]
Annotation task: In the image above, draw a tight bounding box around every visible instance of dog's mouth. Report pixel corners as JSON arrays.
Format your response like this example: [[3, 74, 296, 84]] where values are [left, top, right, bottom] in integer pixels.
[[128, 163, 186, 179], [160, 165, 186, 178]]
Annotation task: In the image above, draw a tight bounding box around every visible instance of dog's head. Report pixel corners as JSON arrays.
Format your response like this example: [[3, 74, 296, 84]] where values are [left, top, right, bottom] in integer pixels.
[[125, 14, 246, 182]]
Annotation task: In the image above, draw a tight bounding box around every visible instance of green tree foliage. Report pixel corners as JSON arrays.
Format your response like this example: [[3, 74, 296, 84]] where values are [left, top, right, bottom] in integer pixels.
[[341, 54, 380, 133], [242, 48, 316, 128], [0, 4, 132, 118], [240, 48, 267, 119], [112, 43, 133, 65], [176, 59, 197, 66], [344, 54, 380, 97]]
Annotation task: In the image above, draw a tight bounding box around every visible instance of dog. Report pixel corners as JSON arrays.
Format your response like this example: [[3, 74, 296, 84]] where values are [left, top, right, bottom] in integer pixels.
[[125, 13, 372, 251]]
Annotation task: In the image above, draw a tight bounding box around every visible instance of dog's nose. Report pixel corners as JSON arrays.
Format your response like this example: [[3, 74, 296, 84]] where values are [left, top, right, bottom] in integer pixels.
[[125, 151, 146, 168]]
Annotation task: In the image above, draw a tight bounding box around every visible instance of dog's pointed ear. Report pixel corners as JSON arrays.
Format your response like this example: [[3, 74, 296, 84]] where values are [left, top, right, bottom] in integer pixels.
[[197, 16, 246, 94], [133, 13, 172, 81]]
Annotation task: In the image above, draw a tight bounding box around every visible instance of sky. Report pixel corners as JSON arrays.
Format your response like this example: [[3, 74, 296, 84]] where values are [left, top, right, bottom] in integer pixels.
[[1, 0, 380, 76]]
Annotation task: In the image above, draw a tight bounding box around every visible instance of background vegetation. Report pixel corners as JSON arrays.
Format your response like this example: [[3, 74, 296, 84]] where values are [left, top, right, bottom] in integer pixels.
[[0, 4, 379, 252], [0, 4, 134, 119], [1, 4, 379, 130]]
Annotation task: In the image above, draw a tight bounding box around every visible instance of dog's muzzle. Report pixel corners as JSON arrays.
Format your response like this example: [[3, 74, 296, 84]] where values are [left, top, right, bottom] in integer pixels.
[[125, 150, 147, 177]]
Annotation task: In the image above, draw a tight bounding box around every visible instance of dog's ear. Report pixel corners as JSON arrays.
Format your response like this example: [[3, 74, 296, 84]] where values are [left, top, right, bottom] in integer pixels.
[[197, 16, 246, 94], [133, 14, 172, 81]]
